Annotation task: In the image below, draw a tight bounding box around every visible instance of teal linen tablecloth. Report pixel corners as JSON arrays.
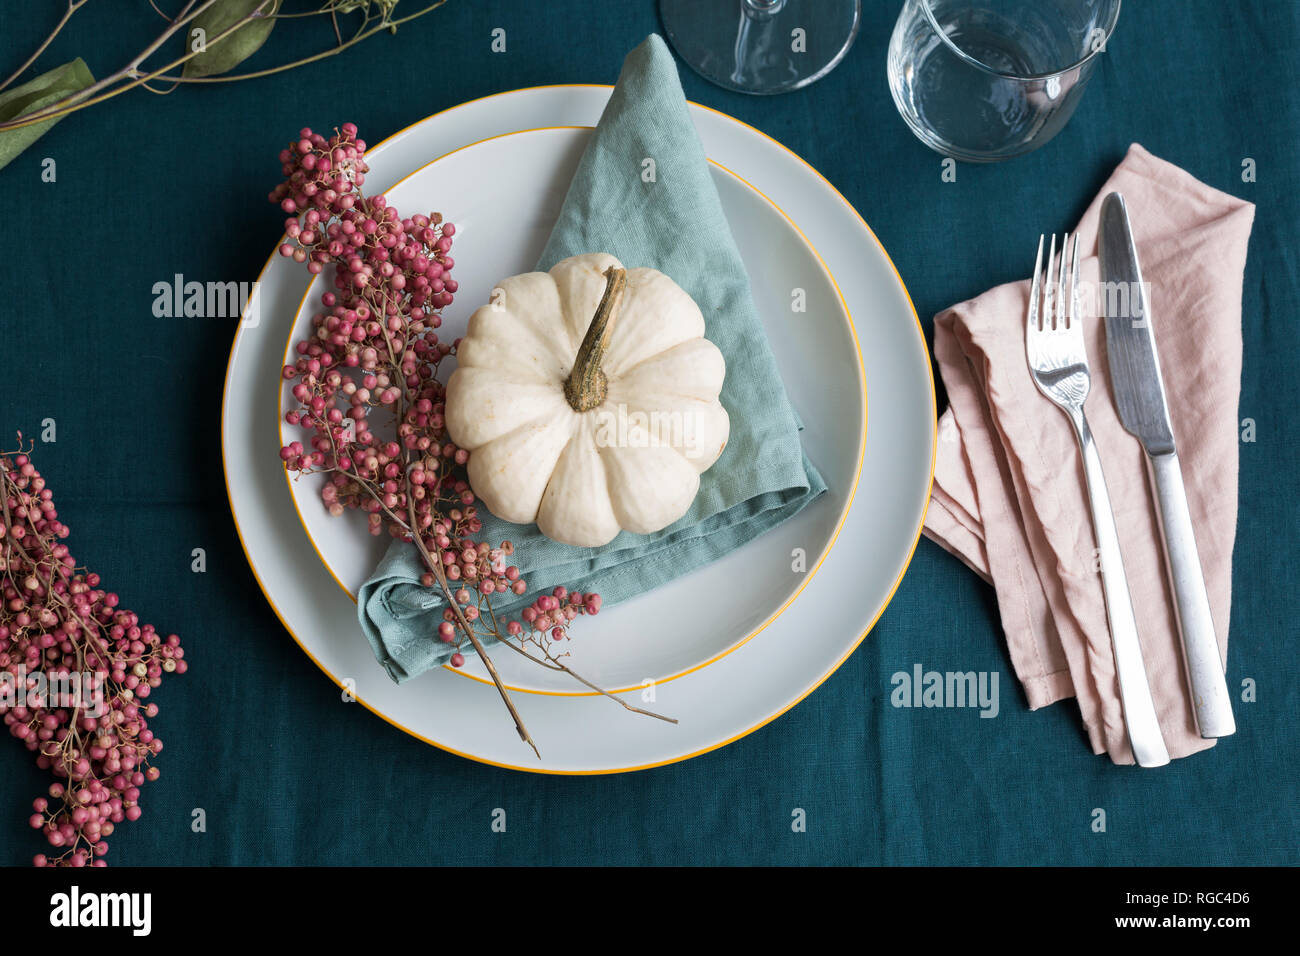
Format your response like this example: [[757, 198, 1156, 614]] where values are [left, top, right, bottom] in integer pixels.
[[1, 0, 1295, 864]]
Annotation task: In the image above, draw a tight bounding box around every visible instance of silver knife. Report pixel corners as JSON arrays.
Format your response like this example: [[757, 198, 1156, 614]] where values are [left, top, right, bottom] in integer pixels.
[[1099, 192, 1235, 739]]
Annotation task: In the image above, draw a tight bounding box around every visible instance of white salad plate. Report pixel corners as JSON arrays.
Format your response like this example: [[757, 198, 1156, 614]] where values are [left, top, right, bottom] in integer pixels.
[[279, 126, 863, 695], [223, 85, 936, 773]]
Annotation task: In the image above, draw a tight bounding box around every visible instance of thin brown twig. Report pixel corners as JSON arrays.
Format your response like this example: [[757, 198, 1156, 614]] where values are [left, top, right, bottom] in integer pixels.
[[490, 635, 678, 724], [405, 492, 539, 757], [478, 588, 674, 722], [296, 443, 676, 738], [139, 78, 182, 95], [0, 0, 259, 132], [339, 460, 677, 727], [0, 0, 91, 93], [0, 0, 448, 136], [0, 0, 221, 130], [149, 2, 444, 84]]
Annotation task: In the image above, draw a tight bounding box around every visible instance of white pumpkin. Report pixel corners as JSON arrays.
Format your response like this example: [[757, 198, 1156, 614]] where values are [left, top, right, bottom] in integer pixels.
[[445, 253, 729, 547]]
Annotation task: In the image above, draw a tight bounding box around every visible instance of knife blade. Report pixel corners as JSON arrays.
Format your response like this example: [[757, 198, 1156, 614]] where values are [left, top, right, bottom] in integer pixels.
[[1099, 192, 1236, 739]]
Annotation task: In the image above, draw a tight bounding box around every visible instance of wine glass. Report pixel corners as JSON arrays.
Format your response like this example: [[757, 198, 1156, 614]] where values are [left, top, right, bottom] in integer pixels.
[[887, 0, 1122, 161], [660, 0, 862, 95]]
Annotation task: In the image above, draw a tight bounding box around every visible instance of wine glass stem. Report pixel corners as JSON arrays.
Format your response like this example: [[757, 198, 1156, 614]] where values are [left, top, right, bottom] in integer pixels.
[[744, 0, 786, 17]]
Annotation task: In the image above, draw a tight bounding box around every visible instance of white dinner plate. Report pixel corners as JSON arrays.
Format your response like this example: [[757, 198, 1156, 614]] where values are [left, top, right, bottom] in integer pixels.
[[222, 85, 936, 773], [278, 126, 863, 695]]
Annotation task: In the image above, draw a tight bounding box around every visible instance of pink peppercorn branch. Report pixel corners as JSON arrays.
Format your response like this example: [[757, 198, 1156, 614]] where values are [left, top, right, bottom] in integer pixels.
[[1, 440, 184, 867], [273, 125, 672, 754]]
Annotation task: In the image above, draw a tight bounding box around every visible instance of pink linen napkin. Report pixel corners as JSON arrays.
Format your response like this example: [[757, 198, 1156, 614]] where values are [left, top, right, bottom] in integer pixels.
[[924, 144, 1255, 764]]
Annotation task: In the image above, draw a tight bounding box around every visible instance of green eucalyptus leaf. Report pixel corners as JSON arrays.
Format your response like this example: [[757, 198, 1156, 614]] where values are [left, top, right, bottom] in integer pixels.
[[0, 58, 95, 172], [182, 0, 280, 79]]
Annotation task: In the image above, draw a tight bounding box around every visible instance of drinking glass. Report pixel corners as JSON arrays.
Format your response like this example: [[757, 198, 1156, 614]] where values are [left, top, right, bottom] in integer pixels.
[[887, 0, 1121, 161], [660, 0, 861, 95]]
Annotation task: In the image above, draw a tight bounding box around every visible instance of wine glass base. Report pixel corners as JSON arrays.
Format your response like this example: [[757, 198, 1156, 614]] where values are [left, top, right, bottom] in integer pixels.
[[661, 0, 862, 95]]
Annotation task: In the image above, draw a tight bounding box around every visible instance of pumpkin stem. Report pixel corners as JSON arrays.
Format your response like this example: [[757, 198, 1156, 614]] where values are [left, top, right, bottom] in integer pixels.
[[564, 266, 626, 412]]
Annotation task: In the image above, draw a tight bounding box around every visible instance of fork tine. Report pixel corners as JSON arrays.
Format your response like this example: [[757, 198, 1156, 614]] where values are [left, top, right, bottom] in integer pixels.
[[1068, 232, 1080, 329], [1044, 234, 1058, 330], [1027, 234, 1044, 332], [1054, 232, 1070, 330]]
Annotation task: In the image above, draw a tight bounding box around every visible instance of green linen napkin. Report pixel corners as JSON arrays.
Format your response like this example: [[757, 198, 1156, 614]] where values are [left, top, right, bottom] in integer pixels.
[[359, 34, 826, 683]]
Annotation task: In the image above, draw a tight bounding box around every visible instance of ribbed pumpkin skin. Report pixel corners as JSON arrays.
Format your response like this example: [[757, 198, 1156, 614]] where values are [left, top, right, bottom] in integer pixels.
[[446, 253, 729, 547]]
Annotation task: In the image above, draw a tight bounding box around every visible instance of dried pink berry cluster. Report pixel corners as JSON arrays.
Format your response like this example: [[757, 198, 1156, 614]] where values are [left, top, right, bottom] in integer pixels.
[[1, 446, 184, 867], [512, 586, 603, 644], [272, 125, 600, 673]]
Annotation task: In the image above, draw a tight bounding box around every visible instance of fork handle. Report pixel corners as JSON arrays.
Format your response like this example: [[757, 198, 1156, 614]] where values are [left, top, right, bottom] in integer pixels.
[[1147, 451, 1236, 738], [1070, 409, 1171, 767]]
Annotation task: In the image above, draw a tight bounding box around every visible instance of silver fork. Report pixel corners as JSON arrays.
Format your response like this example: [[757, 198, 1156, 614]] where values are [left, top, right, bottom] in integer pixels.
[[1026, 234, 1170, 768]]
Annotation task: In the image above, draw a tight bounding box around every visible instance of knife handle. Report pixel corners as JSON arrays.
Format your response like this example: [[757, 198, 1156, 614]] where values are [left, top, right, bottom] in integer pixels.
[[1071, 409, 1170, 767], [1147, 451, 1236, 738]]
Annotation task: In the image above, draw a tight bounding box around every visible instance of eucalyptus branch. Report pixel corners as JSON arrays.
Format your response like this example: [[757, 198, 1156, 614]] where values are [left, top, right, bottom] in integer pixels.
[[0, 1, 447, 134], [151, 2, 445, 84], [0, 0, 228, 132]]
